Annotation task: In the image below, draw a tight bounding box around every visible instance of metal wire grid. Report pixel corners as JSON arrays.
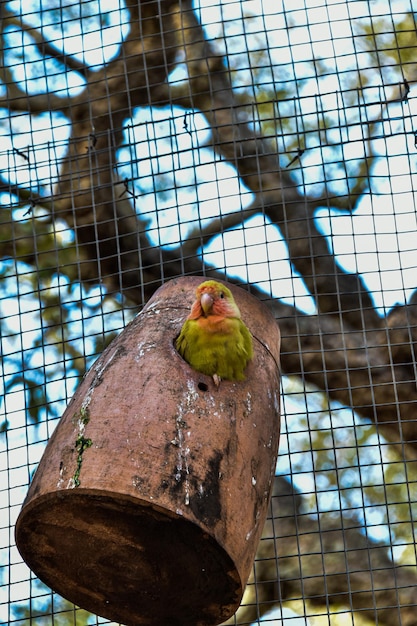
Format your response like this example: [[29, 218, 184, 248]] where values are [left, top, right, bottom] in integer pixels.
[[1, 0, 417, 624]]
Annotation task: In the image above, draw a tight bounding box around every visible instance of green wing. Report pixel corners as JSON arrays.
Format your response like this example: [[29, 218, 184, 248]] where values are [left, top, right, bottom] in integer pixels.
[[176, 318, 253, 381]]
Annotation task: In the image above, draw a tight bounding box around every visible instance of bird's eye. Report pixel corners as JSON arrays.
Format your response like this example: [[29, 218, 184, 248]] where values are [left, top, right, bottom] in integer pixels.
[[220, 292, 224, 298]]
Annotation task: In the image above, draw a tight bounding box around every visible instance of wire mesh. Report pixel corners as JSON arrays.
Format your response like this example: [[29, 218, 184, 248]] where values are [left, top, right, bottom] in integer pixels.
[[1, 0, 417, 624]]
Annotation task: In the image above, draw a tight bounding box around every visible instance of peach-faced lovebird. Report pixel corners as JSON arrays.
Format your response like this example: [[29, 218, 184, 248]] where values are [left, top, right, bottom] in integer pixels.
[[176, 280, 253, 386]]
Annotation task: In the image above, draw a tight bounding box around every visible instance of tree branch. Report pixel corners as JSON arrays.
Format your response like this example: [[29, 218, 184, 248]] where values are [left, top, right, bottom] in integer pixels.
[[3, 7, 89, 78], [274, 298, 417, 453], [169, 2, 380, 330], [224, 476, 417, 625]]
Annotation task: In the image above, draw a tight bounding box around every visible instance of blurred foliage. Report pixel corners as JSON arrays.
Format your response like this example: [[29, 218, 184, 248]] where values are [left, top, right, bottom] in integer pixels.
[[12, 580, 99, 626], [0, 204, 129, 431], [1, 1, 417, 625], [281, 376, 417, 569]]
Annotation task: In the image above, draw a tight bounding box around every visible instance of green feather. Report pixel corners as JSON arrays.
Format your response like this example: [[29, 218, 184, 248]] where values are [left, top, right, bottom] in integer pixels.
[[176, 315, 253, 381]]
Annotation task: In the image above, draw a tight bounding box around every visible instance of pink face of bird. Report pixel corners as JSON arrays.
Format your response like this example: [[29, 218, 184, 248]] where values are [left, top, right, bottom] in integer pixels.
[[188, 282, 241, 319]]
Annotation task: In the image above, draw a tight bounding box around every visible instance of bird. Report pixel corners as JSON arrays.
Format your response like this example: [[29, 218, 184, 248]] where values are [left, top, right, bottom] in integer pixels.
[[175, 280, 253, 387]]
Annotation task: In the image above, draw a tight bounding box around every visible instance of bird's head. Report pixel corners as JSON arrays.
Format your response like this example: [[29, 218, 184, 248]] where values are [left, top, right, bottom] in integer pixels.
[[188, 280, 241, 319]]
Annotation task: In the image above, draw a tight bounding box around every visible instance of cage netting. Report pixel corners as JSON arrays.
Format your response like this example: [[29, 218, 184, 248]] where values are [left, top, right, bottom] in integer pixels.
[[1, 0, 417, 624]]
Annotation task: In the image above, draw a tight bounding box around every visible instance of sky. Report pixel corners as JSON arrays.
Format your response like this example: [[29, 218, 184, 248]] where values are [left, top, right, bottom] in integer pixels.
[[1, 0, 417, 624]]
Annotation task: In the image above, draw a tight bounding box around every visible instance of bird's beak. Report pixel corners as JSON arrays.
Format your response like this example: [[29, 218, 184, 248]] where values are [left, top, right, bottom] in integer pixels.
[[200, 292, 214, 315]]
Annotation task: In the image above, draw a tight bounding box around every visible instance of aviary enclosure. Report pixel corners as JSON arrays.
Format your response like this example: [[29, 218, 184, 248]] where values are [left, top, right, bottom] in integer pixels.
[[1, 0, 417, 624]]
